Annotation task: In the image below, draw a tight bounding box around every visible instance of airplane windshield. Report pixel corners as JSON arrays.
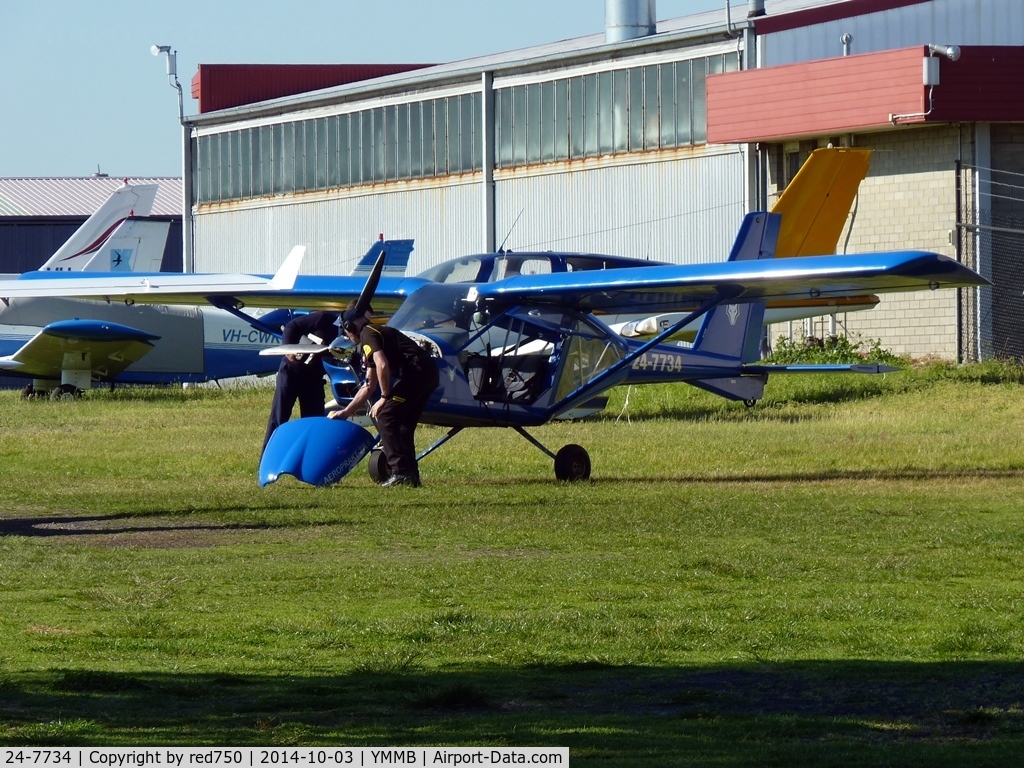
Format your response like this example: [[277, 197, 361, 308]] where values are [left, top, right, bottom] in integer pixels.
[[418, 258, 487, 284], [419, 254, 560, 284], [418, 252, 666, 285], [388, 283, 475, 333]]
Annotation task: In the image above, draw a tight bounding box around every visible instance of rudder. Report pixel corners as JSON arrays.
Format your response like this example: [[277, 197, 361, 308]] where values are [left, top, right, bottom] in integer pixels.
[[691, 212, 779, 363]]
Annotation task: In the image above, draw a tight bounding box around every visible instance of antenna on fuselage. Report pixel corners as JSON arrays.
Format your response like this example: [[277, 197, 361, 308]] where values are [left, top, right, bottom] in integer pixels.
[[497, 209, 524, 253]]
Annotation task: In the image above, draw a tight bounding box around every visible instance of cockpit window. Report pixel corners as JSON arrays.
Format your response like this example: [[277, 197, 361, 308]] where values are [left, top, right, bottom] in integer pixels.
[[418, 257, 486, 284], [389, 283, 475, 331], [495, 256, 553, 280]]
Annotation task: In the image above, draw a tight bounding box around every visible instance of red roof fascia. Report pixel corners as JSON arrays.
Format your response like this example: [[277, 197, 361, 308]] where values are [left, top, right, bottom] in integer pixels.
[[707, 46, 1024, 144], [754, 0, 930, 35], [707, 47, 926, 144], [191, 64, 434, 114]]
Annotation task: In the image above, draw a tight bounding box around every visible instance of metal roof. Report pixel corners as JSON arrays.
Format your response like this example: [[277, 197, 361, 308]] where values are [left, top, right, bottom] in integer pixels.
[[0, 177, 182, 218], [189, 0, 847, 126]]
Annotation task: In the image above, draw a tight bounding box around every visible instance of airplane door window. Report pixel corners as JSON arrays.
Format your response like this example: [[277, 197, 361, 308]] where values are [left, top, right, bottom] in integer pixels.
[[554, 316, 626, 401]]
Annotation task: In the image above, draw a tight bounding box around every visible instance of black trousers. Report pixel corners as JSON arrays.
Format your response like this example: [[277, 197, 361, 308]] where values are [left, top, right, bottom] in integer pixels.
[[375, 363, 439, 478], [262, 369, 326, 454]]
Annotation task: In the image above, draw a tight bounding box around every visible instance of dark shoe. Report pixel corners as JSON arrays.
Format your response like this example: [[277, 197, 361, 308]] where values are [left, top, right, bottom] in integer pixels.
[[381, 474, 421, 488]]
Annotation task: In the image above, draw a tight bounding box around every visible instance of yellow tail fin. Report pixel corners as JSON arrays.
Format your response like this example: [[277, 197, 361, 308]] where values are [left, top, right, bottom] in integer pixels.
[[772, 147, 872, 257]]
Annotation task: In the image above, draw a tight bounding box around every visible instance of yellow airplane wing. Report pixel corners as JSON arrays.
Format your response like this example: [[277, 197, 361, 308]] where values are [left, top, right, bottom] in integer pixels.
[[772, 147, 872, 257]]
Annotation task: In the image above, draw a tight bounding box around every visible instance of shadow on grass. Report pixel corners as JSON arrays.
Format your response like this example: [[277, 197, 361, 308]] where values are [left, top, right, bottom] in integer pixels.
[[592, 467, 1024, 485], [457, 467, 1024, 488], [0, 508, 324, 545], [1, 662, 1023, 765]]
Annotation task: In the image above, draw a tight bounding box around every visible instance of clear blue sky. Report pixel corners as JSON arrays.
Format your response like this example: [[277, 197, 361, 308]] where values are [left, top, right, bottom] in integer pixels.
[[0, 1, 726, 179]]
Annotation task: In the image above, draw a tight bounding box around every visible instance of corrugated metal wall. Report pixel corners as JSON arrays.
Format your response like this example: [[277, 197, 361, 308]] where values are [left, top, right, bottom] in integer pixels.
[[494, 147, 746, 264], [762, 0, 1024, 66], [193, 146, 746, 276], [193, 178, 483, 275]]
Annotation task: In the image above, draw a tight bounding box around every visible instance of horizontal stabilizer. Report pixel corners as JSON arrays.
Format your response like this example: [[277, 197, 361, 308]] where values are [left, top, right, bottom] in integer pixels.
[[744, 363, 901, 374], [0, 319, 159, 381]]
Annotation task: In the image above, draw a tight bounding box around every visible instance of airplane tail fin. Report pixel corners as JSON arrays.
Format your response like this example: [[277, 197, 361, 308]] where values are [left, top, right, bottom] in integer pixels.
[[349, 238, 413, 276], [772, 147, 872, 257], [683, 211, 781, 402], [92, 219, 171, 272], [691, 211, 778, 363], [39, 183, 160, 272]]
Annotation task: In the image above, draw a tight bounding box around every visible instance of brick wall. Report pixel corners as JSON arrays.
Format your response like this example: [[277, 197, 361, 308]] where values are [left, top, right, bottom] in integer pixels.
[[767, 126, 965, 360]]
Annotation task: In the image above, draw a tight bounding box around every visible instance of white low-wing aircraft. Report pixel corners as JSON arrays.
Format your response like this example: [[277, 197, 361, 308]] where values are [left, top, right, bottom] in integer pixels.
[[0, 182, 413, 397]]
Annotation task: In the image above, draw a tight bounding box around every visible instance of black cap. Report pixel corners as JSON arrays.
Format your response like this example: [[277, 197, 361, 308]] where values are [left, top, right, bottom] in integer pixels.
[[337, 305, 374, 328]]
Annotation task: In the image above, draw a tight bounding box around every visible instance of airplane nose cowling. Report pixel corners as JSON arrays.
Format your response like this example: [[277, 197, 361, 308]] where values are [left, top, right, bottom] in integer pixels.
[[259, 416, 376, 487]]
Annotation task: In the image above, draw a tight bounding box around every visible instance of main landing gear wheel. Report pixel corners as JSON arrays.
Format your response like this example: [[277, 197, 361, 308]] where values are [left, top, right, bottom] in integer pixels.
[[50, 384, 82, 401], [367, 447, 391, 483], [554, 444, 591, 482]]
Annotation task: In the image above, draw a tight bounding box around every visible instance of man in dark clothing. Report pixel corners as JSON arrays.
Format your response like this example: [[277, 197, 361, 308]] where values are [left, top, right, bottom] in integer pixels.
[[330, 310, 439, 487], [262, 310, 339, 454]]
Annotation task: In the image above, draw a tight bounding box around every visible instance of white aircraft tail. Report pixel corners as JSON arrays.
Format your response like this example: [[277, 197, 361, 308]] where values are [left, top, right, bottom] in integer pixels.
[[39, 183, 159, 272]]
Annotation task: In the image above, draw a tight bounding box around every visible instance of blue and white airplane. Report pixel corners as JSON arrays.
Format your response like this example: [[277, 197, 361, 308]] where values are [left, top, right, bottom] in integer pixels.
[[0, 201, 988, 483], [0, 182, 412, 398]]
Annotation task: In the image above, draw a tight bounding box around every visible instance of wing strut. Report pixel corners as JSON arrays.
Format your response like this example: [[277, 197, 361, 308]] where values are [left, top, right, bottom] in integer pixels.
[[544, 287, 742, 418], [207, 297, 286, 338], [415, 426, 463, 462]]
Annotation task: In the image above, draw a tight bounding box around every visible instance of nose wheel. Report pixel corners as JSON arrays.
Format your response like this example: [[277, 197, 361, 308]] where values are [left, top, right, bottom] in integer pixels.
[[367, 447, 390, 483], [554, 443, 591, 482]]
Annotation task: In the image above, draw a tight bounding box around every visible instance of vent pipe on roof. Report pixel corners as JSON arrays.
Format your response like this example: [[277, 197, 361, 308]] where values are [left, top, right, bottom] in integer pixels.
[[605, 0, 656, 44], [748, 0, 766, 17]]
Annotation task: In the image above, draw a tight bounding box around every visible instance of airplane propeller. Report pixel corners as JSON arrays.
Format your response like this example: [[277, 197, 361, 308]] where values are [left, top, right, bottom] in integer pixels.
[[343, 247, 387, 326]]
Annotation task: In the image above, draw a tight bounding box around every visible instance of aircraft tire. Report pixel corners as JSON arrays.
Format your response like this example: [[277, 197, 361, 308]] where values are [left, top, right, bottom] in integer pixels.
[[554, 444, 591, 482], [367, 448, 390, 483], [50, 384, 81, 401], [20, 384, 35, 399]]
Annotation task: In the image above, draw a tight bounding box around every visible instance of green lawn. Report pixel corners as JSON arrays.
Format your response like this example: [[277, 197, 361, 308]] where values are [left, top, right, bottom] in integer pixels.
[[0, 366, 1022, 765]]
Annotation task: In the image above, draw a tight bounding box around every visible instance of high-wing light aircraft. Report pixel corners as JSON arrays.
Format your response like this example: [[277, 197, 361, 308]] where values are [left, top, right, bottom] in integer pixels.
[[0, 183, 413, 397], [0, 203, 986, 483], [410, 148, 879, 344], [315, 148, 875, 422]]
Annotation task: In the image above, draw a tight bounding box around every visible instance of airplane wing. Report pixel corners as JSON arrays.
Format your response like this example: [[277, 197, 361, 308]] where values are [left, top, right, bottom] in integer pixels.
[[0, 246, 430, 315], [473, 250, 988, 314], [0, 319, 159, 380], [0, 272, 429, 314], [0, 243, 986, 319]]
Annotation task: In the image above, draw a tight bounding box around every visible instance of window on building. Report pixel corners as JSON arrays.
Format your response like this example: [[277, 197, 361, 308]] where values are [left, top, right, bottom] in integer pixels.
[[190, 51, 740, 205]]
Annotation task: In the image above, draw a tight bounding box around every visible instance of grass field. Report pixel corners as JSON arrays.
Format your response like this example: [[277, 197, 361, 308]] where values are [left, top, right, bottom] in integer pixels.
[[1, 364, 1023, 765]]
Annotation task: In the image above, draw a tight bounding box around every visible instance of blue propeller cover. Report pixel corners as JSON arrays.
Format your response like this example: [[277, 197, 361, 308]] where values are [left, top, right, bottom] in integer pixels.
[[259, 417, 376, 487]]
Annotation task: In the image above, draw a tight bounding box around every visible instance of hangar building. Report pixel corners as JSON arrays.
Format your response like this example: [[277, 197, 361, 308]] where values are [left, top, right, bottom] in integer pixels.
[[180, 0, 1024, 361]]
